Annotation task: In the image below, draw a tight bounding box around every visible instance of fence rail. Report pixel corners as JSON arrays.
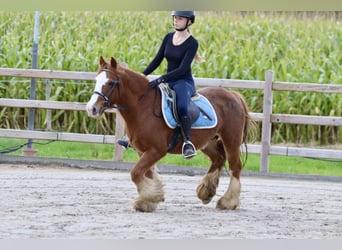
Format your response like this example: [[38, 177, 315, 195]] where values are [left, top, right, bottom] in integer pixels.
[[1, 68, 341, 172]]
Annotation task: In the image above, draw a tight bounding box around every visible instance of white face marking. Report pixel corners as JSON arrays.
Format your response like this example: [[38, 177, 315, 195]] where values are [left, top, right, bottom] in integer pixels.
[[86, 71, 109, 115]]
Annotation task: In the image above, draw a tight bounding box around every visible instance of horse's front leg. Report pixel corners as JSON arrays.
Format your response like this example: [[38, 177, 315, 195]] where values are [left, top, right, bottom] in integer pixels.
[[130, 152, 165, 212]]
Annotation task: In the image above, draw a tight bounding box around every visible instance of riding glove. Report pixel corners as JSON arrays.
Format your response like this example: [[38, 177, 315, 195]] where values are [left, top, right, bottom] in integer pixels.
[[149, 77, 164, 89]]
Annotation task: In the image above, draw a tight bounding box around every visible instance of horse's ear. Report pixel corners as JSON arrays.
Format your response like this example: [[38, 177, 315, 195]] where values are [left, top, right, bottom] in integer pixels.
[[99, 56, 106, 66], [110, 57, 118, 69]]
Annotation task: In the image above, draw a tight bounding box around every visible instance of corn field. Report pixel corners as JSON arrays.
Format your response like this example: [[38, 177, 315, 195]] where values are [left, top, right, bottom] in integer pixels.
[[0, 11, 341, 145]]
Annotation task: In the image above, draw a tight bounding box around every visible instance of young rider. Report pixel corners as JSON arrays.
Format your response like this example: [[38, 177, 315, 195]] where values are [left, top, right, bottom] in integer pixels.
[[119, 11, 201, 159]]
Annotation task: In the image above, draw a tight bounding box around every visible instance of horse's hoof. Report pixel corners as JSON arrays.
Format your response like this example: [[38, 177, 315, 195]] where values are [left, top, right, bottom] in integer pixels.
[[201, 198, 212, 205], [216, 197, 239, 210], [133, 198, 158, 212], [196, 183, 216, 204]]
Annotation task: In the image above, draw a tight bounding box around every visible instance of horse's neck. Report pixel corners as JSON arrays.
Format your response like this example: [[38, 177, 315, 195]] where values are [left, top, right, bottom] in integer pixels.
[[122, 67, 148, 91], [118, 67, 147, 99], [118, 69, 149, 117], [117, 69, 151, 124]]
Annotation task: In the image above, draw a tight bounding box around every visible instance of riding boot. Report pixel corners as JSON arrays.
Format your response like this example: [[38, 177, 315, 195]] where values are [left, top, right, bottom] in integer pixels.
[[179, 116, 196, 159], [117, 138, 130, 149]]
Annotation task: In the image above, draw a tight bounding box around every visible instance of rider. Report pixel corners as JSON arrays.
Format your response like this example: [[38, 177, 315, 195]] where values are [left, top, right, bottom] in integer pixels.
[[118, 11, 201, 159]]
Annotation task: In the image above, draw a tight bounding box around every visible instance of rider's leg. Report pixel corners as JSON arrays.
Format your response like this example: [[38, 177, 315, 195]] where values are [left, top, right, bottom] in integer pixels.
[[179, 115, 196, 159], [172, 80, 197, 159], [117, 138, 130, 149]]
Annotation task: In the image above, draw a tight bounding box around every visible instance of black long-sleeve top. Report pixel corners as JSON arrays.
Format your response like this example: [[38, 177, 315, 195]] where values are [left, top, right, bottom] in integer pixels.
[[142, 32, 198, 82]]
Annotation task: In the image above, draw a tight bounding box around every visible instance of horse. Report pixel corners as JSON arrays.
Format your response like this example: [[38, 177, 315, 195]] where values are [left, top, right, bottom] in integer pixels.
[[86, 56, 251, 212]]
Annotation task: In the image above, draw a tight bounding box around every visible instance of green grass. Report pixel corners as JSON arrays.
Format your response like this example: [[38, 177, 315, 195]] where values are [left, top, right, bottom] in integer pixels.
[[1, 138, 341, 177]]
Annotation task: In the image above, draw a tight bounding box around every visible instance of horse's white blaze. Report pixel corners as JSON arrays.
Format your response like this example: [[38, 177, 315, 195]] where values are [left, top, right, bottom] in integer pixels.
[[86, 71, 108, 116]]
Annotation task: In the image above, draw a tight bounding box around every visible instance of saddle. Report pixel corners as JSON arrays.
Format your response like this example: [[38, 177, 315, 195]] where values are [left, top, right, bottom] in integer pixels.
[[158, 83, 217, 152], [160, 83, 200, 124]]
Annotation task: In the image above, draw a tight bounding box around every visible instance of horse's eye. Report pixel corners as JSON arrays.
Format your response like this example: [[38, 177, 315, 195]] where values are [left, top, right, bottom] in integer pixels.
[[109, 80, 118, 87]]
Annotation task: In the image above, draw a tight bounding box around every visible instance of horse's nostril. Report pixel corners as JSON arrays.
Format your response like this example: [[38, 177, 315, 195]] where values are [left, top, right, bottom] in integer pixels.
[[92, 106, 97, 115]]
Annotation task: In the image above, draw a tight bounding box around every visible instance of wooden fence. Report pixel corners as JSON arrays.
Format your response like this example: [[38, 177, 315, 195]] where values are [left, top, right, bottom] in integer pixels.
[[0, 68, 341, 172]]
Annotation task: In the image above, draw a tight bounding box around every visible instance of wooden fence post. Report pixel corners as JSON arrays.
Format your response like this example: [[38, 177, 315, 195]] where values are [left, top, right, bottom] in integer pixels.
[[113, 61, 129, 162], [45, 79, 52, 130], [260, 70, 274, 172], [113, 111, 125, 162]]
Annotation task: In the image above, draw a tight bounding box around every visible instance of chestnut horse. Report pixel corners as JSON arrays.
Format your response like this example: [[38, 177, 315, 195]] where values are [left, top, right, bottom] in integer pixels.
[[86, 56, 251, 212]]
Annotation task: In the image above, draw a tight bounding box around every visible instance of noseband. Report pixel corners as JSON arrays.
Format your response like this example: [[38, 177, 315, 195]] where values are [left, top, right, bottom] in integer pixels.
[[93, 69, 124, 110]]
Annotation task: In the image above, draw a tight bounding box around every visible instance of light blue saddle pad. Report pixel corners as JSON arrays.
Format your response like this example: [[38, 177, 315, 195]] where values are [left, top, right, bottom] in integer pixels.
[[159, 84, 217, 129]]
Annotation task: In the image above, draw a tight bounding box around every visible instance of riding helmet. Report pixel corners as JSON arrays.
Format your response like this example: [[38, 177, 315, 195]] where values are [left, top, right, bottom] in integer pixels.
[[171, 11, 195, 23]]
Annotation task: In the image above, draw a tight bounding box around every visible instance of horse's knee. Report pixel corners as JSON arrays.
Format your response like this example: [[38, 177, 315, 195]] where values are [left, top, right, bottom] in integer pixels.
[[131, 163, 158, 184], [130, 167, 145, 184]]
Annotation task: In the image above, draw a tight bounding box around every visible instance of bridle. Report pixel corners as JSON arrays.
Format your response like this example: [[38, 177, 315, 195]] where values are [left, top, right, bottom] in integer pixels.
[[92, 68, 155, 111], [92, 68, 125, 110]]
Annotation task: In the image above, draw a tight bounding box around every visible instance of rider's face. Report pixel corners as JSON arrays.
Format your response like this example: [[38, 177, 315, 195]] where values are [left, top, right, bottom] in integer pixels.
[[173, 16, 189, 30]]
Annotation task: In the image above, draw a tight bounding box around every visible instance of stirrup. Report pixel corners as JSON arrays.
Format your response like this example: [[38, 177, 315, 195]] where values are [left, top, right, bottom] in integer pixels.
[[182, 141, 196, 159], [117, 139, 130, 149]]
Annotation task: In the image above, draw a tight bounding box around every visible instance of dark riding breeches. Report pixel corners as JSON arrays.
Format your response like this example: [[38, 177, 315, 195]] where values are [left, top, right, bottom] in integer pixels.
[[168, 77, 196, 118]]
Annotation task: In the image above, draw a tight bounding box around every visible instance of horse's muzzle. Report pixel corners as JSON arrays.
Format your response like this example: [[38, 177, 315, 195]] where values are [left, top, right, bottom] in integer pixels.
[[86, 103, 103, 118]]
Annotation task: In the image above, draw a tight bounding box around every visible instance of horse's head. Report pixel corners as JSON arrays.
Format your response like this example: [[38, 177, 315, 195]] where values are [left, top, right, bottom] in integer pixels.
[[86, 56, 121, 118]]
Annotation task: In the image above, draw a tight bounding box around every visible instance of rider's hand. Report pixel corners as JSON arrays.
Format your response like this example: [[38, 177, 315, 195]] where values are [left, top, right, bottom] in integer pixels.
[[149, 78, 163, 89]]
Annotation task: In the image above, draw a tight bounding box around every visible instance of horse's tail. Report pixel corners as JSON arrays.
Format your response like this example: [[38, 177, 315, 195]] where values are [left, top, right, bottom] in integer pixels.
[[233, 91, 256, 167]]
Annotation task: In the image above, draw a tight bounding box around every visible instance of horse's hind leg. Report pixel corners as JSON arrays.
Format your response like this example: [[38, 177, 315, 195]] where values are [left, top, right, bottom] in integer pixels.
[[196, 137, 226, 204], [216, 145, 242, 210]]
